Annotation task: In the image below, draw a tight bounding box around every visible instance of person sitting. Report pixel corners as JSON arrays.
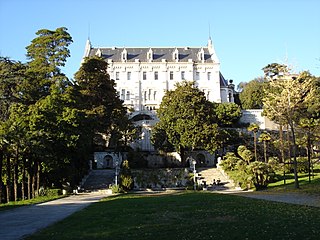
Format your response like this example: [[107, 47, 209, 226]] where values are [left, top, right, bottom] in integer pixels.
[[217, 178, 221, 185]]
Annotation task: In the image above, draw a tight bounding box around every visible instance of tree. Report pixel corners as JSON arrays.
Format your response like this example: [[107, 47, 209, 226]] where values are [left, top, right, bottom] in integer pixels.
[[74, 56, 132, 150], [239, 77, 268, 109], [0, 57, 27, 202], [258, 131, 272, 162], [247, 123, 259, 161], [263, 63, 315, 189], [215, 102, 242, 127], [153, 81, 219, 163], [24, 27, 73, 103]]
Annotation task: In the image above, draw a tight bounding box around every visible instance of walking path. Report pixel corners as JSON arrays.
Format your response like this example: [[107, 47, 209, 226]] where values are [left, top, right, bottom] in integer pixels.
[[231, 190, 320, 207], [0, 192, 109, 240]]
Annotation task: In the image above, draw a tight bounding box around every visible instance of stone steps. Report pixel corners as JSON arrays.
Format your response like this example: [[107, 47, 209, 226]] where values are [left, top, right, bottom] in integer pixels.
[[197, 167, 235, 190], [82, 169, 115, 191]]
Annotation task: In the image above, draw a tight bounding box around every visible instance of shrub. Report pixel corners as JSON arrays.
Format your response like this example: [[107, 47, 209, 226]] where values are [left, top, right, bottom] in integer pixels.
[[39, 187, 62, 197], [110, 184, 123, 194], [120, 160, 134, 191]]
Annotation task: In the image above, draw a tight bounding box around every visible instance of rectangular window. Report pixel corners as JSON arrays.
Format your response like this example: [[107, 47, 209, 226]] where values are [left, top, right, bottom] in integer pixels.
[[196, 72, 200, 80], [115, 72, 120, 80], [181, 71, 185, 80], [207, 72, 211, 80], [154, 71, 158, 80], [121, 89, 125, 100], [143, 71, 147, 80], [126, 91, 130, 100], [170, 71, 173, 80], [127, 72, 131, 80], [153, 91, 157, 100]]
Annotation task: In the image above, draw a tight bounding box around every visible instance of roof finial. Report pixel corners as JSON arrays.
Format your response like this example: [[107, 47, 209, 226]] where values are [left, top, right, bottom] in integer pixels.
[[87, 22, 91, 41]]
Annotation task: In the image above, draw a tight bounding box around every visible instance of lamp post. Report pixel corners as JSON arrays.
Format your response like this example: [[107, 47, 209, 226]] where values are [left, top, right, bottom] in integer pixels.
[[115, 160, 119, 186], [192, 159, 197, 191]]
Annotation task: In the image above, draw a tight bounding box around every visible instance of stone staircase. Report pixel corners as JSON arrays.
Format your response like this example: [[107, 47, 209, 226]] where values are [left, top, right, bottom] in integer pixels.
[[197, 167, 235, 191], [82, 169, 115, 193]]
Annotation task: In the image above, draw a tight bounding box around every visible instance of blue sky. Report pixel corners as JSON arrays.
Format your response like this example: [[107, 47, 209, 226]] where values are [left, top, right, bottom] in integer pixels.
[[1, 0, 319, 86]]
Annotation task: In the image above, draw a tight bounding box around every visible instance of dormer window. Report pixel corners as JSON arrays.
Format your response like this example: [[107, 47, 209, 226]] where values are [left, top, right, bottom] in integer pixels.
[[121, 48, 127, 62], [147, 48, 153, 62], [172, 48, 179, 61], [95, 48, 101, 57], [198, 48, 205, 62]]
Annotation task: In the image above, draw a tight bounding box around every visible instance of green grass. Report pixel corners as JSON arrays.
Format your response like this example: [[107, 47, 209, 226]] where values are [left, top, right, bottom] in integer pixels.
[[0, 195, 65, 211], [268, 165, 320, 195], [28, 192, 320, 240]]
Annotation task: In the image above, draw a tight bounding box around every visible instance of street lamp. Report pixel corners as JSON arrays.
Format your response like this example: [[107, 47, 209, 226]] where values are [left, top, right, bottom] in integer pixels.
[[188, 157, 197, 191], [115, 160, 119, 186], [192, 159, 197, 191]]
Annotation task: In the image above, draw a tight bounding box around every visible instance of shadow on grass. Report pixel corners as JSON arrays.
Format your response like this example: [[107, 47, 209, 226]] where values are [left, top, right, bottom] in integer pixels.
[[27, 191, 320, 240]]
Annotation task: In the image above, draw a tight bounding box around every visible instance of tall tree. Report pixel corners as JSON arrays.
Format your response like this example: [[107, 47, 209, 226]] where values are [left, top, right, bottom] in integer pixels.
[[239, 77, 268, 109], [153, 81, 219, 163], [24, 27, 73, 103], [263, 64, 315, 189], [74, 56, 132, 150]]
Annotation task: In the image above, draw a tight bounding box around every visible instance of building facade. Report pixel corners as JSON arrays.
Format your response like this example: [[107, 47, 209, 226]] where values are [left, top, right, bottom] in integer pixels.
[[84, 38, 235, 166]]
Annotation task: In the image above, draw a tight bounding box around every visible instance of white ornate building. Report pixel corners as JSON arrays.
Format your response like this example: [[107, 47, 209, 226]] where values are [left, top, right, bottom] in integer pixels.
[[83, 38, 235, 166]]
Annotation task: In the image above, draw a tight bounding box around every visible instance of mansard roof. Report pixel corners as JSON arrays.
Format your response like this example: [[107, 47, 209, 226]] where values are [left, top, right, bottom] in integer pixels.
[[88, 47, 216, 63], [219, 72, 228, 87]]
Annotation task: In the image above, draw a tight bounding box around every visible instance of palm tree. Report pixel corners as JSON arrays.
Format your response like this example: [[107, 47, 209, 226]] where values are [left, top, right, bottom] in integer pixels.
[[247, 123, 259, 161], [258, 131, 271, 162]]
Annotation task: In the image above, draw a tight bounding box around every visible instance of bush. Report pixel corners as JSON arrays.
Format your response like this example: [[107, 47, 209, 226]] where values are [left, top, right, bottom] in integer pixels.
[[120, 160, 134, 191], [110, 185, 123, 194], [39, 188, 62, 197]]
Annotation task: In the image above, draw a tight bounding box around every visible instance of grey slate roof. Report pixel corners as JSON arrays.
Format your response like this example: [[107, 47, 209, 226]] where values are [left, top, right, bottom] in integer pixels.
[[88, 47, 214, 63]]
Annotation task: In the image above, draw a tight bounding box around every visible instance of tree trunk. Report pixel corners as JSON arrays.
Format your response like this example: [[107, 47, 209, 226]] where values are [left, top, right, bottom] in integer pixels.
[[13, 163, 18, 202], [263, 141, 267, 163], [6, 155, 11, 203], [254, 132, 257, 161], [36, 160, 40, 197], [27, 170, 31, 200], [289, 122, 299, 189], [307, 133, 311, 183], [21, 156, 26, 200], [13, 147, 19, 202], [279, 125, 286, 185]]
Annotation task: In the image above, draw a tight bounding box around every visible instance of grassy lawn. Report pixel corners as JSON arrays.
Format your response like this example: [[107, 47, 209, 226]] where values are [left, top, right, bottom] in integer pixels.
[[0, 195, 65, 212], [268, 164, 320, 195], [28, 191, 320, 240]]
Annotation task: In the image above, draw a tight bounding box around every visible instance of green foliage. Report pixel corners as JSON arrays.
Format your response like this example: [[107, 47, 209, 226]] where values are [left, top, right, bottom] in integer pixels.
[[214, 102, 242, 127], [74, 56, 132, 150], [153, 81, 220, 159], [239, 77, 268, 109], [38, 188, 62, 197], [110, 184, 123, 194], [237, 145, 254, 163], [221, 146, 277, 190], [120, 160, 134, 191]]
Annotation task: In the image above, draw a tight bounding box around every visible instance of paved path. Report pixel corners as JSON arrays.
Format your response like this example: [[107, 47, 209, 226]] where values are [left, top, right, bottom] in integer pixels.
[[0, 192, 109, 240], [216, 189, 320, 208]]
